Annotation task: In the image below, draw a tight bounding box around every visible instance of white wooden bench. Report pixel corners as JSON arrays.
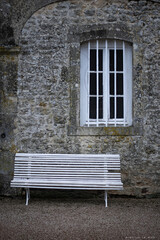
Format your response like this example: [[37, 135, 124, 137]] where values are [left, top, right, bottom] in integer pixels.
[[11, 153, 123, 207]]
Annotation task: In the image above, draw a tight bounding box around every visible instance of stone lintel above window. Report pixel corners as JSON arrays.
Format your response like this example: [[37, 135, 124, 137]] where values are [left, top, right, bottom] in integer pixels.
[[68, 23, 133, 44]]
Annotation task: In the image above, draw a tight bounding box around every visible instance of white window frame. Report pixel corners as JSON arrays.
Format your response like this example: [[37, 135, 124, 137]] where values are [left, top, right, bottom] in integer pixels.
[[80, 39, 132, 127]]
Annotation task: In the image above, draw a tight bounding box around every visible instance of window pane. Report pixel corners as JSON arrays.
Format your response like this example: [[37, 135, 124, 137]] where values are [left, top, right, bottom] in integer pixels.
[[116, 97, 123, 118], [116, 50, 123, 71], [116, 40, 123, 48], [110, 73, 114, 95], [99, 49, 103, 71], [116, 73, 123, 95], [110, 97, 114, 119], [90, 73, 96, 95], [90, 41, 96, 48], [108, 40, 114, 48], [90, 49, 96, 71], [109, 50, 114, 71], [99, 97, 103, 119], [90, 97, 96, 119], [99, 73, 103, 95]]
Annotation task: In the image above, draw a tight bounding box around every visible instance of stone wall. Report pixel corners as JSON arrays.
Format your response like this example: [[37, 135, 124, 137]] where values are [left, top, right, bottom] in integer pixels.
[[0, 0, 159, 197], [0, 46, 19, 195]]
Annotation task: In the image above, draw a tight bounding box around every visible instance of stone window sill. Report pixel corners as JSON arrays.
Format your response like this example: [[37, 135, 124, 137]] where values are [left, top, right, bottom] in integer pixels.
[[67, 126, 143, 136]]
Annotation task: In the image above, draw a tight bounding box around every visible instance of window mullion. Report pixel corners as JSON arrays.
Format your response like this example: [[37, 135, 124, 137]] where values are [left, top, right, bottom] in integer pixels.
[[123, 41, 126, 126], [105, 39, 108, 127], [114, 40, 117, 127], [87, 41, 90, 126], [96, 40, 99, 127]]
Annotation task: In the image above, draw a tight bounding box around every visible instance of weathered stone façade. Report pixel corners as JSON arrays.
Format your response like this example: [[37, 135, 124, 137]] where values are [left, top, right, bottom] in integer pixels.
[[0, 0, 159, 197]]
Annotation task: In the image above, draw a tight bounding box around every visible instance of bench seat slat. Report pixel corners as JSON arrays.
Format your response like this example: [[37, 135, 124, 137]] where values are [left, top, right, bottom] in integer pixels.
[[11, 182, 123, 188], [15, 158, 120, 160], [11, 186, 123, 191]]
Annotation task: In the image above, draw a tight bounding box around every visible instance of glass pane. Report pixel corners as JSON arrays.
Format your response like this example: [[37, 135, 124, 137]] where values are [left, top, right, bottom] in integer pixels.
[[99, 97, 103, 119], [90, 73, 96, 95], [110, 97, 114, 119], [109, 50, 114, 71], [98, 40, 105, 48], [116, 73, 123, 95], [116, 97, 123, 118], [116, 40, 123, 48], [99, 49, 103, 71], [90, 41, 96, 48], [110, 73, 114, 95], [90, 97, 96, 119], [108, 40, 114, 48], [99, 73, 103, 95], [90, 49, 96, 71], [116, 50, 123, 71]]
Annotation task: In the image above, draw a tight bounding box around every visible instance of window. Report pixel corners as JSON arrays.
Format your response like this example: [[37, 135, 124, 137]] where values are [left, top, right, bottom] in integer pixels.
[[80, 39, 132, 127]]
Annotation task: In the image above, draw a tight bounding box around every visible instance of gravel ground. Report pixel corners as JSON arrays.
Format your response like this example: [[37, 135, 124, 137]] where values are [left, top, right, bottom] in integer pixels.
[[0, 196, 160, 240]]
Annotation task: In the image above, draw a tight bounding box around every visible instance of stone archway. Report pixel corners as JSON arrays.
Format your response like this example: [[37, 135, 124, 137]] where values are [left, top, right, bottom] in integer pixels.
[[12, 0, 68, 45]]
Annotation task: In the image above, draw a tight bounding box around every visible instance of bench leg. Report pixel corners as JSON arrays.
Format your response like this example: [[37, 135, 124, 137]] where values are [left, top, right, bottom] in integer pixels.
[[105, 191, 108, 207], [26, 188, 30, 206]]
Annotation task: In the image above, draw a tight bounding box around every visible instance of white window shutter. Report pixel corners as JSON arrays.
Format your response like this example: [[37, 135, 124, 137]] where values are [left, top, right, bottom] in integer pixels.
[[80, 43, 88, 126], [125, 43, 132, 126]]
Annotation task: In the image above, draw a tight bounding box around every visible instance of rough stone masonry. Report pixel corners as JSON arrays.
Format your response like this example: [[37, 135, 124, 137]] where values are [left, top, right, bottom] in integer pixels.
[[0, 0, 159, 198]]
